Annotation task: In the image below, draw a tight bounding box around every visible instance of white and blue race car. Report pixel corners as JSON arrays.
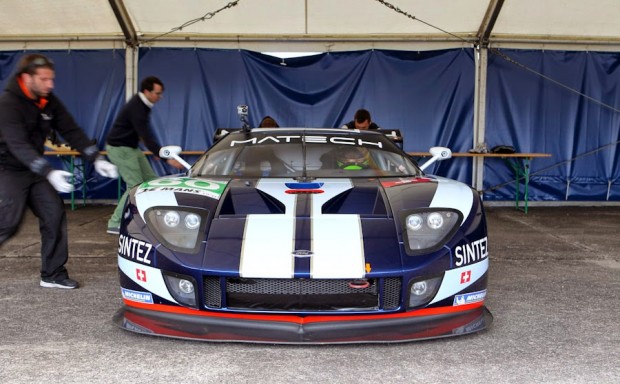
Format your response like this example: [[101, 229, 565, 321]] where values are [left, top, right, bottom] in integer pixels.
[[113, 128, 492, 343]]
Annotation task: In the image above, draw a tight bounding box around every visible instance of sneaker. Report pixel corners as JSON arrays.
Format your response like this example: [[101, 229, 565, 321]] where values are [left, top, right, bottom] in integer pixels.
[[107, 226, 120, 235], [40, 278, 79, 289]]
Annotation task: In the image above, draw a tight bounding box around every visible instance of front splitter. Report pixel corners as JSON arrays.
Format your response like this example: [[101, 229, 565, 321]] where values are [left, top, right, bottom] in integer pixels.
[[113, 304, 493, 344]]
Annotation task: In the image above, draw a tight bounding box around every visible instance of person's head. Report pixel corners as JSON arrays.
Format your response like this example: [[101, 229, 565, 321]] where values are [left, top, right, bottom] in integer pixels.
[[17, 54, 55, 98], [259, 116, 279, 128], [140, 76, 164, 104], [353, 108, 372, 130], [336, 147, 370, 170]]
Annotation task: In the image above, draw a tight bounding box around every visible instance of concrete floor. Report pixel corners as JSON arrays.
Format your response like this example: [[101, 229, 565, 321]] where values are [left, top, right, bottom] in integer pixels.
[[0, 205, 619, 383]]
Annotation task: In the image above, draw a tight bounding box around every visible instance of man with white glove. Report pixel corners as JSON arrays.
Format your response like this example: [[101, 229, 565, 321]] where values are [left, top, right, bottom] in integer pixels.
[[94, 158, 119, 179], [105, 76, 184, 235], [46, 170, 75, 193], [0, 53, 118, 290]]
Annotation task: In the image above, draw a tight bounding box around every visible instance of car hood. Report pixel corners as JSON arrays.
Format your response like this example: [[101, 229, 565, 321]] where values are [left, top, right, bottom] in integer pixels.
[[132, 176, 475, 278]]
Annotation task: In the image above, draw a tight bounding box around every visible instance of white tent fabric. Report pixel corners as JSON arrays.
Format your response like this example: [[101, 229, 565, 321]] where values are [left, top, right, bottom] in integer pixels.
[[1, 0, 619, 51]]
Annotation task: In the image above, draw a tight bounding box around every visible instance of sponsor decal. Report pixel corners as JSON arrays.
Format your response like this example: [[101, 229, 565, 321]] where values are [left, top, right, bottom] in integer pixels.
[[454, 236, 488, 267], [118, 234, 153, 265], [460, 270, 471, 284], [121, 288, 153, 304], [292, 250, 313, 258], [429, 258, 488, 305], [118, 257, 178, 304], [453, 289, 487, 306], [137, 178, 227, 200], [136, 268, 147, 282], [230, 135, 383, 149]]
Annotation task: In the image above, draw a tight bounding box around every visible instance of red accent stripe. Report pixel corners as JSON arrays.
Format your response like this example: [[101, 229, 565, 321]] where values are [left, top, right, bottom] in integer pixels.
[[285, 189, 324, 194], [123, 299, 484, 324]]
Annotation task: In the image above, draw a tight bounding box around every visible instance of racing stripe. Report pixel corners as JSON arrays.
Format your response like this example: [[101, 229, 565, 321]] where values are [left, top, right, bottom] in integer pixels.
[[239, 179, 296, 278], [240, 178, 366, 279], [429, 177, 474, 224], [311, 179, 366, 279], [293, 194, 312, 278]]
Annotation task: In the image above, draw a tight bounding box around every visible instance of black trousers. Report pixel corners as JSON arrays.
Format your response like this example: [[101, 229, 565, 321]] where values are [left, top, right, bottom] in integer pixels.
[[0, 169, 70, 280]]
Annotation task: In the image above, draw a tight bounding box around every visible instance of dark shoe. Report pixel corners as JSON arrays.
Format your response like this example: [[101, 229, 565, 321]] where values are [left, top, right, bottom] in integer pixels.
[[40, 278, 79, 289], [107, 226, 120, 235]]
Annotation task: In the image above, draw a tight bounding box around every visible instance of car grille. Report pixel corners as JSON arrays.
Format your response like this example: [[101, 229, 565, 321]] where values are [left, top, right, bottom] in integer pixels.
[[203, 276, 401, 312]]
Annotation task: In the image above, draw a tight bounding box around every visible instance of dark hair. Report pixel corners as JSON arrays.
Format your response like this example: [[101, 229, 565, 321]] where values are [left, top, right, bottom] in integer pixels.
[[140, 76, 164, 93], [259, 116, 279, 128], [17, 54, 54, 75], [354, 108, 371, 123]]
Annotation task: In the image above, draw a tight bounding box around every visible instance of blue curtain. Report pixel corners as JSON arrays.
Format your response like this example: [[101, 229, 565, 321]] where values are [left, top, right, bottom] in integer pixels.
[[2, 47, 618, 201], [485, 49, 620, 201], [139, 48, 475, 183]]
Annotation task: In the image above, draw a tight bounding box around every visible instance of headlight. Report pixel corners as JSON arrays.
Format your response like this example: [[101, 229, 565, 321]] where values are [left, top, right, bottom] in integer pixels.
[[164, 211, 180, 227], [163, 272, 197, 308], [403, 209, 461, 255], [145, 207, 207, 253], [185, 213, 201, 229], [408, 276, 443, 308], [406, 214, 423, 231]]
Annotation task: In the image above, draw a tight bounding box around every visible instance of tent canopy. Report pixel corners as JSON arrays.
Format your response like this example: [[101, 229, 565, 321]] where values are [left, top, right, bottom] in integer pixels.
[[1, 0, 620, 51]]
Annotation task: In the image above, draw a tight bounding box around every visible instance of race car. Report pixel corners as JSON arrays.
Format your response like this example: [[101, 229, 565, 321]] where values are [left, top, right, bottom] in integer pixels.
[[113, 128, 492, 343]]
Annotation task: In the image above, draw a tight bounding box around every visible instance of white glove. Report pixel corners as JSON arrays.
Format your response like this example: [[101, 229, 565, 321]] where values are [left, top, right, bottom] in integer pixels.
[[94, 159, 118, 178], [47, 170, 74, 193]]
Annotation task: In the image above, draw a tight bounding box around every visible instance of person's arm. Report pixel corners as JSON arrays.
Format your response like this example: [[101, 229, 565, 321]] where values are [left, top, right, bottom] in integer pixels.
[[125, 102, 184, 170], [50, 96, 118, 178], [50, 96, 99, 162]]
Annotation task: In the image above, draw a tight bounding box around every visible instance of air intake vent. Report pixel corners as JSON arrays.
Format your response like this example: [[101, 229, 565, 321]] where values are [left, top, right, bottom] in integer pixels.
[[201, 277, 402, 312]]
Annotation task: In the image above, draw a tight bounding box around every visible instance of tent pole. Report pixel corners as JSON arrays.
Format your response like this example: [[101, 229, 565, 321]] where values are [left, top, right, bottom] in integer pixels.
[[473, 46, 488, 193], [125, 46, 138, 101]]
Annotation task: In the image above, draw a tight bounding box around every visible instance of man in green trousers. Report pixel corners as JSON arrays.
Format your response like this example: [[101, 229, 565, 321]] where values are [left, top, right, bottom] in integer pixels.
[[105, 76, 183, 234]]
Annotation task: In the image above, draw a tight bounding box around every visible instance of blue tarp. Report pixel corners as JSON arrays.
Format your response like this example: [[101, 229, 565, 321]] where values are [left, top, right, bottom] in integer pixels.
[[485, 49, 620, 201], [140, 48, 474, 182], [1, 48, 618, 201]]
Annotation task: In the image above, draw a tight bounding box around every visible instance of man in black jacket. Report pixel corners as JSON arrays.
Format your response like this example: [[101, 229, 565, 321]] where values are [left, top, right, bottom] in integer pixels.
[[105, 76, 183, 234], [0, 53, 118, 289]]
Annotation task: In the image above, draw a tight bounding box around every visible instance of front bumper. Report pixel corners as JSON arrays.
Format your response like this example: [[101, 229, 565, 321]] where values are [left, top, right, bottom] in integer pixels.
[[113, 303, 492, 344]]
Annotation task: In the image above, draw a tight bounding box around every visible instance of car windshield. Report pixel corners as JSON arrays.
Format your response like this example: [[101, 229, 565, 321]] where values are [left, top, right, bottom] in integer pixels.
[[189, 129, 421, 178]]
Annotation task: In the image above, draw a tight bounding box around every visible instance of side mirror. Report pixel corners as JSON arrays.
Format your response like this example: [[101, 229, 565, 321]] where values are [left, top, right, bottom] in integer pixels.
[[159, 145, 192, 170], [419, 146, 452, 171]]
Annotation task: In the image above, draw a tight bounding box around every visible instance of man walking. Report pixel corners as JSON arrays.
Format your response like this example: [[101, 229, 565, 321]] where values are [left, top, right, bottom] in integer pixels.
[[0, 53, 118, 289], [105, 76, 183, 234]]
